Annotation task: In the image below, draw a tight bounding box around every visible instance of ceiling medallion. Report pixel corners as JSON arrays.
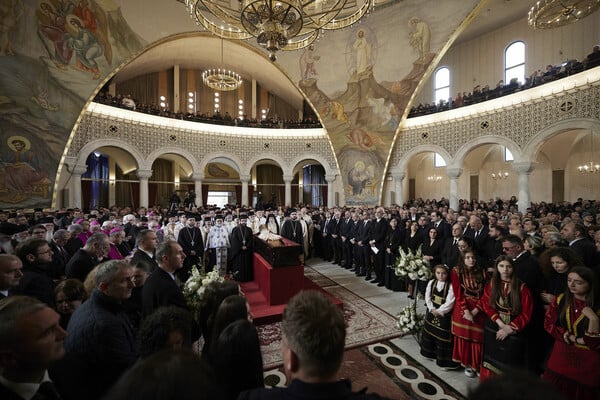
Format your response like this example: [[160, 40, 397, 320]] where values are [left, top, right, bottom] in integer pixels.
[[184, 0, 373, 61], [528, 0, 600, 29]]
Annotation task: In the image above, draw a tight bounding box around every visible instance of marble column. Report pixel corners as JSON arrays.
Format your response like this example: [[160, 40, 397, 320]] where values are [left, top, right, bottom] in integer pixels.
[[325, 174, 336, 208], [240, 174, 251, 207], [71, 165, 88, 209], [137, 169, 153, 208], [392, 172, 405, 206], [192, 173, 204, 207], [283, 175, 293, 207], [445, 167, 463, 211], [512, 161, 533, 213]]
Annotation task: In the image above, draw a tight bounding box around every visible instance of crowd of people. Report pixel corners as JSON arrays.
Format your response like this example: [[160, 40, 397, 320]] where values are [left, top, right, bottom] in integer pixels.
[[92, 92, 322, 129], [0, 195, 599, 399], [408, 45, 600, 118]]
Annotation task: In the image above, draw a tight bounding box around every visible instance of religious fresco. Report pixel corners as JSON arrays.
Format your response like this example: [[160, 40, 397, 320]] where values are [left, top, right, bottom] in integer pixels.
[[0, 0, 479, 209], [276, 0, 480, 206], [0, 0, 144, 209]]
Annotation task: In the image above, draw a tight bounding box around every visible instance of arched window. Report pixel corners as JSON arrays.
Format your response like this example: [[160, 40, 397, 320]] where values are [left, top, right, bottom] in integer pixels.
[[434, 67, 450, 104], [505, 41, 525, 85]]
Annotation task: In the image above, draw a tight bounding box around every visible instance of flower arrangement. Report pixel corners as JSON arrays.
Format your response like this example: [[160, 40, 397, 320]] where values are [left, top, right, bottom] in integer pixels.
[[395, 304, 424, 335], [394, 245, 432, 281], [183, 266, 223, 314]]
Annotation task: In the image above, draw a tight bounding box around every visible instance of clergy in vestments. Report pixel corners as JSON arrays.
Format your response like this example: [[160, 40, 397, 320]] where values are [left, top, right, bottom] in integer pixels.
[[177, 216, 204, 282], [280, 209, 304, 264], [204, 216, 230, 275], [229, 214, 254, 282]]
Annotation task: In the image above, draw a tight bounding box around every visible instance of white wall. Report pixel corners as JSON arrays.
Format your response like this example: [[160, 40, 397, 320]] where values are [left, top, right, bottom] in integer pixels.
[[414, 14, 600, 105]]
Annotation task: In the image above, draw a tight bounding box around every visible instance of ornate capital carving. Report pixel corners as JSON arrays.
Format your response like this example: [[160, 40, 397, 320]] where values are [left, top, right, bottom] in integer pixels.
[[324, 174, 337, 183], [136, 169, 153, 179], [72, 165, 88, 175], [391, 172, 405, 181], [512, 161, 534, 174], [282, 175, 294, 183], [191, 172, 205, 181], [445, 167, 463, 179], [239, 174, 251, 182]]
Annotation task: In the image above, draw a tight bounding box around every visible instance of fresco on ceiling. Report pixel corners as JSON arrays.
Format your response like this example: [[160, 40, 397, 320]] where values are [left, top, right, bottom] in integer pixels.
[[280, 0, 478, 206], [0, 0, 144, 209]]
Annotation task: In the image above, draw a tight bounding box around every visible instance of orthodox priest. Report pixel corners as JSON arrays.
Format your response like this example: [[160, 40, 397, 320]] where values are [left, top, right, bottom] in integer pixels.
[[177, 215, 204, 281], [280, 209, 304, 264], [204, 215, 230, 275], [228, 214, 254, 282]]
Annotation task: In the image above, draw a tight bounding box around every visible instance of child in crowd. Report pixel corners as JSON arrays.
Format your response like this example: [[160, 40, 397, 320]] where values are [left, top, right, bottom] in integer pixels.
[[420, 264, 460, 370]]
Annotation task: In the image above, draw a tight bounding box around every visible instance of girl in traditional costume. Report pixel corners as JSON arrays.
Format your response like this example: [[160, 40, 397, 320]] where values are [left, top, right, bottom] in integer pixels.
[[479, 256, 533, 380], [451, 250, 487, 377], [420, 265, 459, 369], [543, 266, 599, 400]]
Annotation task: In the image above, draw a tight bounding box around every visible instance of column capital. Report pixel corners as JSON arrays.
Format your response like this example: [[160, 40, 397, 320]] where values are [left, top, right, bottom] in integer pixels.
[[239, 174, 251, 182], [282, 175, 294, 183], [136, 169, 153, 179], [391, 172, 405, 181], [191, 172, 204, 181], [325, 174, 337, 183], [72, 165, 88, 175], [445, 167, 462, 179], [512, 161, 534, 174]]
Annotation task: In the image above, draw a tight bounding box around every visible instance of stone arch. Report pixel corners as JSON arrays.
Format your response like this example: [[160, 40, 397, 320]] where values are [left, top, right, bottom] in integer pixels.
[[452, 135, 521, 167], [145, 147, 200, 173], [198, 152, 243, 178], [523, 118, 600, 162], [289, 153, 335, 177], [389, 144, 452, 174], [74, 138, 143, 170], [245, 154, 288, 176]]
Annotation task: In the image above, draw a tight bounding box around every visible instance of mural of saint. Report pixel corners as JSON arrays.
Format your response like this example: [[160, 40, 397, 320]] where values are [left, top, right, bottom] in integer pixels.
[[299, 44, 319, 80], [0, 136, 49, 202], [353, 29, 372, 76], [409, 17, 431, 61], [37, 2, 73, 69]]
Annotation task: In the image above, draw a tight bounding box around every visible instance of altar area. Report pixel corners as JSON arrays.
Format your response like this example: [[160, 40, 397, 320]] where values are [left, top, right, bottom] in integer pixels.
[[240, 236, 343, 324]]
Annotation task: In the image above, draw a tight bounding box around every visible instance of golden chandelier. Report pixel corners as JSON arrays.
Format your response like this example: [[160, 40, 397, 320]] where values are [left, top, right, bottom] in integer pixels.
[[184, 0, 372, 61]]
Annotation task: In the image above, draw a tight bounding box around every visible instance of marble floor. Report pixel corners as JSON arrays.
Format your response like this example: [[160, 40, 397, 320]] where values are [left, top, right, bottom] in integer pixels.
[[306, 257, 478, 398]]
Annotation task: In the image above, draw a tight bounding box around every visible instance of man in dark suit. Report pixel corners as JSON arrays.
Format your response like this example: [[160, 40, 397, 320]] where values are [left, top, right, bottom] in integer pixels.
[[142, 240, 189, 318], [0, 296, 67, 400], [441, 223, 462, 269], [320, 211, 332, 261], [65, 232, 110, 283], [130, 229, 159, 273], [562, 221, 598, 269], [369, 207, 389, 286], [0, 254, 23, 299], [463, 215, 489, 254], [429, 210, 451, 241], [13, 239, 57, 307], [49, 229, 71, 281], [356, 212, 372, 278]]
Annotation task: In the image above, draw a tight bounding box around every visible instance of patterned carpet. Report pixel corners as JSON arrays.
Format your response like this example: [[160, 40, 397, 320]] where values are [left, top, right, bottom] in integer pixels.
[[264, 341, 467, 400], [258, 266, 403, 369]]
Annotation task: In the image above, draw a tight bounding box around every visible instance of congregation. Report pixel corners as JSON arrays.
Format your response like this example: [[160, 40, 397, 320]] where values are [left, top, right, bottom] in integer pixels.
[[408, 45, 600, 117], [92, 91, 322, 129], [0, 196, 599, 400]]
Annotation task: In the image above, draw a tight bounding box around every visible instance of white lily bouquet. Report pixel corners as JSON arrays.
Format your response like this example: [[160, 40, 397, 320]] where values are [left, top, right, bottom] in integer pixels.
[[394, 245, 432, 281], [395, 304, 424, 335], [183, 266, 223, 315]]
